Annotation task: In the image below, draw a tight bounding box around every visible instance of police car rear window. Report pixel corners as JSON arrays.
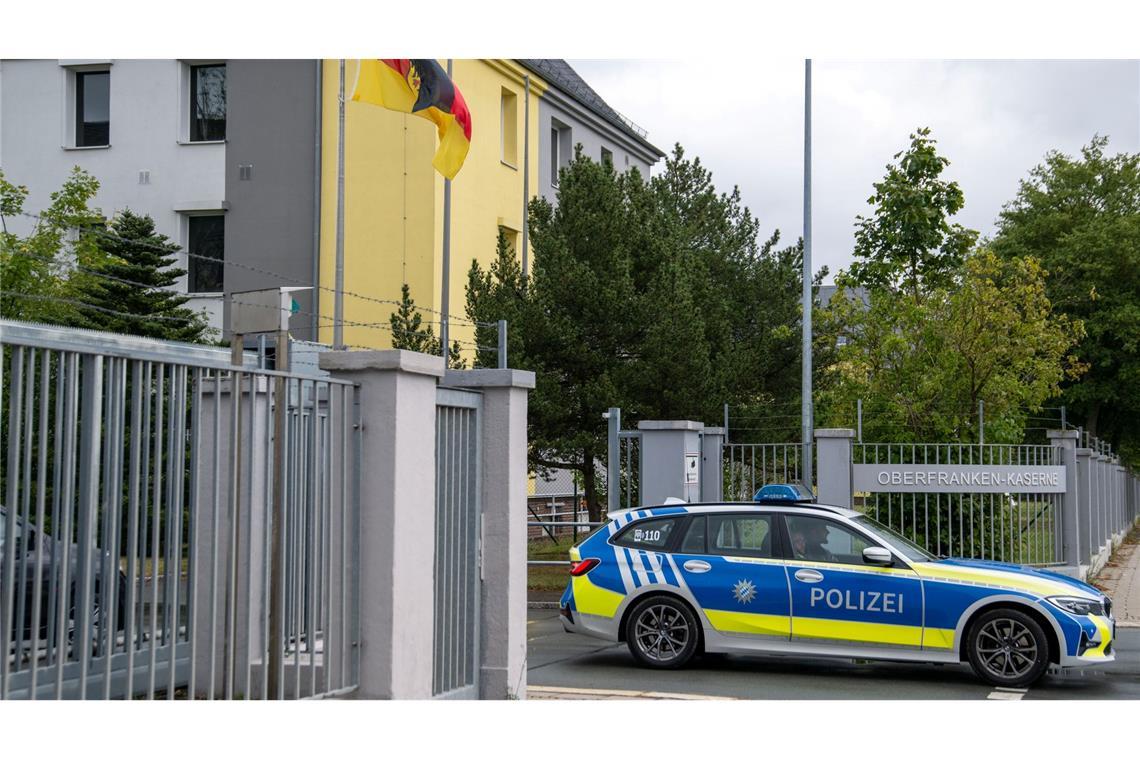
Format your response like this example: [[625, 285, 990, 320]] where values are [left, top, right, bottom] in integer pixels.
[[613, 517, 679, 550]]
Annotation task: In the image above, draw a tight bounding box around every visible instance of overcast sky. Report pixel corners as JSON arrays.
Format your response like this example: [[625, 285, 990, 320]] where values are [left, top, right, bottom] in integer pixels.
[[568, 59, 1140, 283]]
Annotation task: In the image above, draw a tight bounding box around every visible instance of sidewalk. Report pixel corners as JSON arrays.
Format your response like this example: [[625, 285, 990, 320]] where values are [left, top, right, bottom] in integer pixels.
[[1092, 524, 1140, 627], [527, 685, 734, 700]]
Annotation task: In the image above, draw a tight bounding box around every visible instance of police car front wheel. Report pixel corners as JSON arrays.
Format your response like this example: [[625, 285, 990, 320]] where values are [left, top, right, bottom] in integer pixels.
[[966, 608, 1051, 688], [625, 596, 700, 669]]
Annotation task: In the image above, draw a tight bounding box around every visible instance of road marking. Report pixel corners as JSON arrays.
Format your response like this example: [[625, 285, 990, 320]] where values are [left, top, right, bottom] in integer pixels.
[[528, 685, 736, 700], [986, 687, 1028, 700]]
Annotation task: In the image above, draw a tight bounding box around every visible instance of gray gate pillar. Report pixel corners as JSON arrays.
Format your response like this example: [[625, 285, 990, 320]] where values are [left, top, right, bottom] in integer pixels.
[[443, 368, 535, 699], [637, 421, 704, 505], [815, 429, 855, 509], [321, 350, 444, 699], [1114, 463, 1126, 546], [1047, 430, 1080, 577], [1075, 446, 1093, 571], [699, 427, 725, 502]]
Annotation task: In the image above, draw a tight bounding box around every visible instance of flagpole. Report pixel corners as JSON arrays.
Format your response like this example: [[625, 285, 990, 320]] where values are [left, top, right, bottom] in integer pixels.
[[334, 59, 346, 350], [440, 58, 453, 362], [801, 58, 814, 489], [522, 73, 530, 278]]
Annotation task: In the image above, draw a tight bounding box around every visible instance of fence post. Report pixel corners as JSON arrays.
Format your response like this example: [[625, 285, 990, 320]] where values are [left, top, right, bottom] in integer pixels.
[[814, 428, 855, 509], [1046, 430, 1080, 576], [1114, 462, 1126, 546], [442, 368, 535, 699], [320, 349, 444, 699], [1075, 445, 1094, 572], [606, 408, 621, 513]]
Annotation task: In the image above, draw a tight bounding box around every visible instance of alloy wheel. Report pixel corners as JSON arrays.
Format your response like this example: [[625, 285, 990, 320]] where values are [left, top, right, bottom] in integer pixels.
[[976, 617, 1039, 680], [633, 603, 690, 663]]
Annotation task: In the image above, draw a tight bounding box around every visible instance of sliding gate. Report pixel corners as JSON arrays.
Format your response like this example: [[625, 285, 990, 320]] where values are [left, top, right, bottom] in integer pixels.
[[432, 388, 482, 698]]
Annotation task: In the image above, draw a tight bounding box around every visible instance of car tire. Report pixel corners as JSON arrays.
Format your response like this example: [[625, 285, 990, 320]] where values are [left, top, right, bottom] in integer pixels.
[[966, 607, 1050, 688], [624, 595, 699, 669]]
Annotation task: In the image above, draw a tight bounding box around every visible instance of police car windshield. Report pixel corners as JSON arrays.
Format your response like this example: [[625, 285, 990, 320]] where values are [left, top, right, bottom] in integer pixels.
[[851, 515, 938, 562]]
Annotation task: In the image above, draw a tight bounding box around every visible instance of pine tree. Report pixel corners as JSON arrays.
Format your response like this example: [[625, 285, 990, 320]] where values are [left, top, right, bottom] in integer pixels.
[[389, 282, 466, 368], [76, 210, 212, 342]]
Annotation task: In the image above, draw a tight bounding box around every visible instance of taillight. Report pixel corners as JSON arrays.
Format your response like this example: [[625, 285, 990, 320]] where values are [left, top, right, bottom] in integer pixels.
[[569, 558, 600, 576]]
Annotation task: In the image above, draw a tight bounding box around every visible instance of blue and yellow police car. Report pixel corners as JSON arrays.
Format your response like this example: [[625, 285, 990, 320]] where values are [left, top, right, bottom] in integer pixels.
[[559, 484, 1115, 687]]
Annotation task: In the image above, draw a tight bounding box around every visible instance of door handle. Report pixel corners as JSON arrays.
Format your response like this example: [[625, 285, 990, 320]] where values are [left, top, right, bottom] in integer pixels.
[[794, 569, 824, 583], [683, 559, 712, 574]]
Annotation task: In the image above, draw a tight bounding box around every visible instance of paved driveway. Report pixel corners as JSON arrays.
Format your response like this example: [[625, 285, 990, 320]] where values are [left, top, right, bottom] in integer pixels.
[[526, 608, 1140, 700]]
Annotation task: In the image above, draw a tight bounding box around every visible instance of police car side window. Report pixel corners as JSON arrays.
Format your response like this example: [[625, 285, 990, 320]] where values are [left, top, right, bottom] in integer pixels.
[[613, 517, 679, 550], [785, 515, 876, 566], [707, 515, 774, 558], [680, 516, 706, 553]]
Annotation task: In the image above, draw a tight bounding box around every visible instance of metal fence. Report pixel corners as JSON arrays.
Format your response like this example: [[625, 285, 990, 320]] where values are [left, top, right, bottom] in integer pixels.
[[0, 320, 360, 699], [724, 443, 806, 501], [432, 388, 481, 699], [853, 443, 1063, 565]]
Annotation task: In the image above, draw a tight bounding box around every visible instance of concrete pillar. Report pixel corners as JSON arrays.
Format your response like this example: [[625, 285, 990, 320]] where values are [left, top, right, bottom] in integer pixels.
[[1096, 454, 1110, 561], [699, 427, 725, 502], [320, 349, 444, 699], [1115, 464, 1126, 543], [442, 369, 535, 700], [1047, 430, 1080, 576], [637, 421, 704, 505], [1076, 447, 1093, 570], [815, 429, 855, 509]]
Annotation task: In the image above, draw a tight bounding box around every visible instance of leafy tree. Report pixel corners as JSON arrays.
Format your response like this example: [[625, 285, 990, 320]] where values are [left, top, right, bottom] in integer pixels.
[[991, 136, 1140, 464], [0, 167, 106, 324], [849, 127, 978, 301], [74, 210, 213, 342], [389, 282, 465, 368], [818, 249, 1084, 443]]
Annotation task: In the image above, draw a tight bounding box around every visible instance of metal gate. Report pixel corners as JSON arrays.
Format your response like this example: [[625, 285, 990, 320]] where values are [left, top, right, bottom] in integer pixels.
[[724, 443, 806, 500], [1, 320, 360, 700], [432, 388, 481, 698]]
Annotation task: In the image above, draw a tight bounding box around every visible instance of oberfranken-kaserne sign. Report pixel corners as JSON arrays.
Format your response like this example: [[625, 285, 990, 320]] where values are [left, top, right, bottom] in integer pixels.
[[853, 464, 1066, 494]]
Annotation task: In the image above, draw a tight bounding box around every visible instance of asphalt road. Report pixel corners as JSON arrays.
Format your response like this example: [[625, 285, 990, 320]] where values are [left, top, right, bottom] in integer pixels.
[[526, 608, 1140, 699]]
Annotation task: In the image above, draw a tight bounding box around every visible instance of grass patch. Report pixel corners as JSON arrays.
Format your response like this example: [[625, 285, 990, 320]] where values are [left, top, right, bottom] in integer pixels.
[[528, 538, 573, 592]]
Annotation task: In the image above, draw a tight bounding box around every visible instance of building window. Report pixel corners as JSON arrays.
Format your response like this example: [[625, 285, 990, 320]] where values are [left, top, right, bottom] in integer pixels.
[[551, 121, 572, 185], [188, 215, 225, 293], [500, 88, 518, 167], [498, 225, 519, 256], [550, 127, 560, 186], [190, 63, 226, 142], [600, 147, 613, 167], [75, 71, 110, 147]]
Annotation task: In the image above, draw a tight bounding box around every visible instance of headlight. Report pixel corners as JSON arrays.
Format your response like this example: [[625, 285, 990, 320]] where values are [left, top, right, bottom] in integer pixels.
[[1047, 596, 1105, 616]]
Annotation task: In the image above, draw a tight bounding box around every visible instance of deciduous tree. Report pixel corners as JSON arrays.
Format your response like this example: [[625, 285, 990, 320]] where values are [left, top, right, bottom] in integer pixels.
[[849, 128, 978, 301], [991, 136, 1140, 464]]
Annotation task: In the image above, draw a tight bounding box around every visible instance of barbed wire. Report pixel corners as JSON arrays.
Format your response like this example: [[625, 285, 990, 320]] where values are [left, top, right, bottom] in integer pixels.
[[3, 239, 498, 352], [10, 209, 499, 328], [1, 290, 198, 325]]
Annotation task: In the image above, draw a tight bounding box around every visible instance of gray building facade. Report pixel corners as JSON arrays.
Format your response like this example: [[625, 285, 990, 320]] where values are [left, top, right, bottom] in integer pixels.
[[519, 60, 665, 204], [223, 59, 321, 341]]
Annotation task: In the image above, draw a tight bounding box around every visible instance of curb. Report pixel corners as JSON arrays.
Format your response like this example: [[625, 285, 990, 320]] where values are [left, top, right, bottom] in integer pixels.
[[528, 601, 560, 609]]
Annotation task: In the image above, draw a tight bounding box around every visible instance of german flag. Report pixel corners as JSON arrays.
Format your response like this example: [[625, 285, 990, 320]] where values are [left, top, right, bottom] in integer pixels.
[[351, 59, 472, 180]]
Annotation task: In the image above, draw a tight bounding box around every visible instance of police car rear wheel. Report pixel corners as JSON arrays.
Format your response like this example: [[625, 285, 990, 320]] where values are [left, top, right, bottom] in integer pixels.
[[626, 596, 699, 669], [967, 608, 1049, 688]]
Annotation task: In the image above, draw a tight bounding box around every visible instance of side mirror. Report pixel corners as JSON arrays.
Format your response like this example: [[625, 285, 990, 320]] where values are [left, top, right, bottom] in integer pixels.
[[863, 546, 894, 566]]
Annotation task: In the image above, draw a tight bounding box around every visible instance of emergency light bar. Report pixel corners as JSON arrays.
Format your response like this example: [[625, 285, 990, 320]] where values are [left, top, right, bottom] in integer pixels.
[[753, 483, 816, 504]]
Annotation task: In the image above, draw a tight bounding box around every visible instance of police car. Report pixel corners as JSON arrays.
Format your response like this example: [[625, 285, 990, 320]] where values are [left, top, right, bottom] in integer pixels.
[[559, 484, 1115, 687]]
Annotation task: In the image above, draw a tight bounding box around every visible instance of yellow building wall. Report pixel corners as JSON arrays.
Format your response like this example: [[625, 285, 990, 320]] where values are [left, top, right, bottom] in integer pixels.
[[318, 59, 545, 358]]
